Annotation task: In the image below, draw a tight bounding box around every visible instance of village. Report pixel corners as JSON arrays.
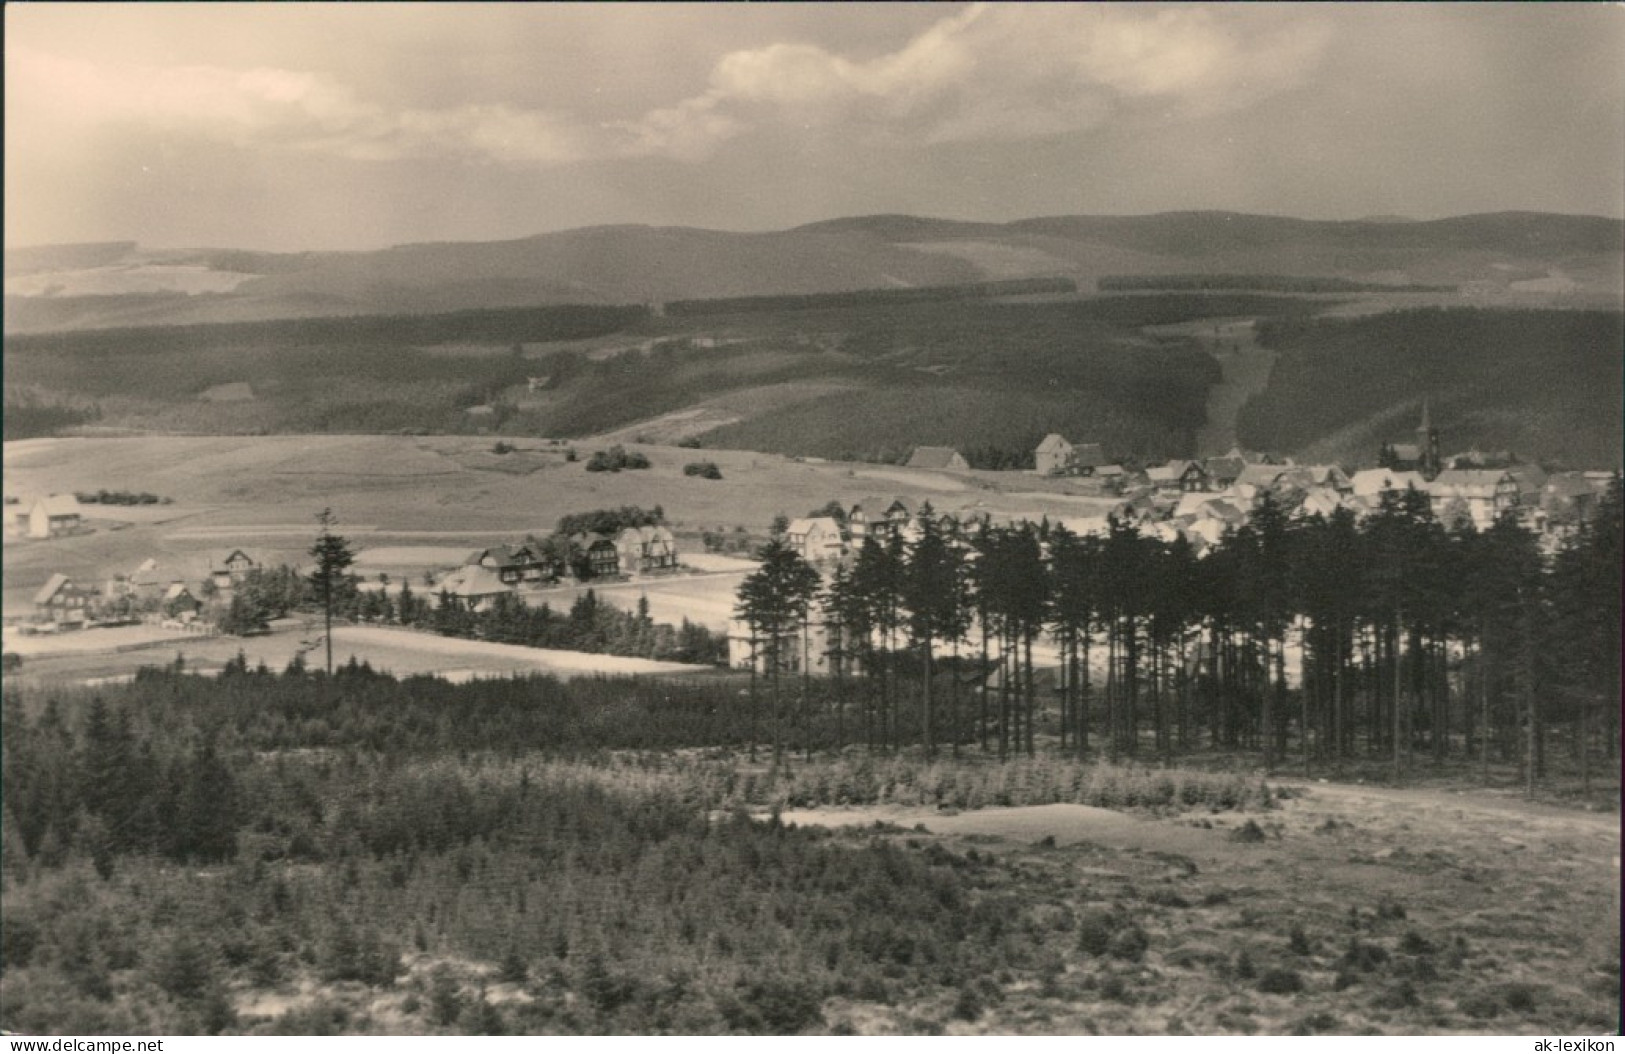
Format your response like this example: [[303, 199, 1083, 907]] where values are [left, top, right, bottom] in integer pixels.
[[5, 402, 1614, 685]]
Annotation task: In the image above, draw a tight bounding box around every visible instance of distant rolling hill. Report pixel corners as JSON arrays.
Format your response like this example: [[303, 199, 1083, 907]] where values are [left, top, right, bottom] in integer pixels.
[[6, 210, 1620, 333]]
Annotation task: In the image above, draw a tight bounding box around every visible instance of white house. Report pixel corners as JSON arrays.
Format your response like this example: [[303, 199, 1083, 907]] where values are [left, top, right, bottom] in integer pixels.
[[1428, 469, 1520, 531], [19, 495, 84, 539], [785, 517, 846, 563]]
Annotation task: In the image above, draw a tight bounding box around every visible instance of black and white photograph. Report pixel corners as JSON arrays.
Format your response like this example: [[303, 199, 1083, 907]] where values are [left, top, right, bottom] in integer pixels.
[[2, 2, 1621, 1039]]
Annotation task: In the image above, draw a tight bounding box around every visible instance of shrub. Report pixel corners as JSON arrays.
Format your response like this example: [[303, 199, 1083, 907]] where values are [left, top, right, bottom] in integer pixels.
[[1289, 924, 1312, 956], [585, 445, 650, 472], [1340, 938, 1390, 973], [1231, 820, 1267, 843], [1107, 923, 1149, 962], [952, 985, 984, 1021], [684, 461, 723, 480], [491, 441, 515, 455], [498, 949, 529, 986], [1257, 967, 1305, 994], [320, 922, 402, 986], [723, 977, 825, 1035], [152, 931, 214, 1001], [463, 997, 507, 1036], [1399, 929, 1436, 955], [1458, 990, 1502, 1019], [1292, 1011, 1340, 1034], [1076, 909, 1117, 956], [428, 966, 464, 1026], [1145, 888, 1190, 909], [1496, 981, 1541, 1014], [1, 911, 39, 968], [1376, 896, 1407, 921]]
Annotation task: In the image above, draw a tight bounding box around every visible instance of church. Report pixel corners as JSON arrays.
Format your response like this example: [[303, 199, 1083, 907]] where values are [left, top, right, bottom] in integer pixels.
[[1378, 400, 1443, 481]]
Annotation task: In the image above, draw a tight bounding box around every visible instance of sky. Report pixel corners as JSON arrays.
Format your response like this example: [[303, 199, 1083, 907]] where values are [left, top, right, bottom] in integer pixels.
[[7, 2, 1624, 252]]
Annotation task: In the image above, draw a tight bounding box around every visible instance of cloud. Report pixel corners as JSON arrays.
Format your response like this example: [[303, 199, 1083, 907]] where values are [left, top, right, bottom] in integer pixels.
[[10, 48, 600, 166], [620, 4, 1333, 154], [9, 6, 1331, 170]]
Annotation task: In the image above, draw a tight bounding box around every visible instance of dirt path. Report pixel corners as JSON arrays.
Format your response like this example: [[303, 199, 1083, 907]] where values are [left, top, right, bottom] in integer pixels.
[[1198, 320, 1277, 457], [1146, 317, 1278, 458]]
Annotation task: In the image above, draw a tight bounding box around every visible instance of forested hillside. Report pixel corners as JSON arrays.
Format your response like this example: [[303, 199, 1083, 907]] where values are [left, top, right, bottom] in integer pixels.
[[1237, 308, 1624, 468], [6, 294, 1299, 464]]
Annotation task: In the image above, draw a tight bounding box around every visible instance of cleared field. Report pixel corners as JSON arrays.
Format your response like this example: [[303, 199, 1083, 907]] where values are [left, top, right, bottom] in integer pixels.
[[537, 571, 749, 633], [353, 545, 477, 569], [4, 434, 1132, 615], [1, 623, 203, 657], [5, 622, 711, 685]]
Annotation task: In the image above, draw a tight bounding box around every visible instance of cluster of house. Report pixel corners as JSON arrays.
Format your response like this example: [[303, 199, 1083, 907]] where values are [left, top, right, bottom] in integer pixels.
[[4, 494, 87, 540], [26, 550, 258, 632], [1054, 405, 1611, 554], [1079, 454, 1601, 551], [738, 411, 1616, 674], [431, 525, 679, 609]]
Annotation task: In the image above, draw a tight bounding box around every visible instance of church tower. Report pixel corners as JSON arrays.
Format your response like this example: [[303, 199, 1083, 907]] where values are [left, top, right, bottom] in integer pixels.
[[1417, 398, 1442, 480]]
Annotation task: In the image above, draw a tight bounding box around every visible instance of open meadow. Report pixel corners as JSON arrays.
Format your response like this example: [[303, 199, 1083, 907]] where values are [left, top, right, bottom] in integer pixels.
[[3, 433, 1121, 621]]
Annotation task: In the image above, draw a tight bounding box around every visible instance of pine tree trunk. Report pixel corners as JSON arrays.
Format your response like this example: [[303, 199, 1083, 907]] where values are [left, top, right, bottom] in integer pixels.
[[1392, 613, 1404, 782], [922, 637, 935, 758], [1024, 631, 1036, 757], [1079, 633, 1092, 759], [998, 629, 1011, 762], [979, 614, 990, 752]]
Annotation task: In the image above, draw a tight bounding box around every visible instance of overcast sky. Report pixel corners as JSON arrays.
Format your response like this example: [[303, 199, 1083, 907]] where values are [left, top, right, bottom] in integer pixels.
[[7, 2, 1623, 251]]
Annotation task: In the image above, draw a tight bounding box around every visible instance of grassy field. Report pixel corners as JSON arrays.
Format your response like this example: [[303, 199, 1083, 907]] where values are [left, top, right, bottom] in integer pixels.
[[2, 434, 1121, 618]]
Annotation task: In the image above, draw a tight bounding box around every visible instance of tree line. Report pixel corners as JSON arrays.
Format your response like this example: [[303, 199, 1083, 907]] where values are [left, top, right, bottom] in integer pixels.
[[736, 483, 1622, 788]]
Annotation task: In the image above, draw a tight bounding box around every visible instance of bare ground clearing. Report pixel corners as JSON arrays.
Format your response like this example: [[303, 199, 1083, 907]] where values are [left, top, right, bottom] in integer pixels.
[[787, 783, 1620, 1035]]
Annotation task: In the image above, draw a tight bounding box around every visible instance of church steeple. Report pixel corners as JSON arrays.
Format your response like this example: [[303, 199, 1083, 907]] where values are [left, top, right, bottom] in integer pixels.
[[1416, 397, 1441, 480]]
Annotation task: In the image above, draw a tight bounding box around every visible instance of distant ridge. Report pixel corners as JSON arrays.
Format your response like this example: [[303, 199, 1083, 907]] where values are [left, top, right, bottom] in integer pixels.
[[6, 210, 1620, 334]]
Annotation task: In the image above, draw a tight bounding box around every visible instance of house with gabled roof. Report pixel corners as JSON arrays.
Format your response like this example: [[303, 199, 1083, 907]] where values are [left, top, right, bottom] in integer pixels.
[[34, 573, 94, 626], [1297, 487, 1345, 521], [1146, 460, 1208, 493], [162, 582, 203, 621], [1203, 455, 1247, 489], [786, 517, 845, 564], [848, 496, 913, 544], [615, 525, 677, 575], [1541, 474, 1601, 524], [1035, 434, 1108, 477], [1349, 468, 1428, 499], [210, 549, 259, 589], [1300, 465, 1353, 495], [1427, 469, 1519, 531], [570, 532, 622, 578], [906, 446, 970, 472], [1235, 464, 1291, 490], [728, 612, 846, 677], [436, 565, 513, 612], [1035, 433, 1075, 476], [19, 495, 84, 539]]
